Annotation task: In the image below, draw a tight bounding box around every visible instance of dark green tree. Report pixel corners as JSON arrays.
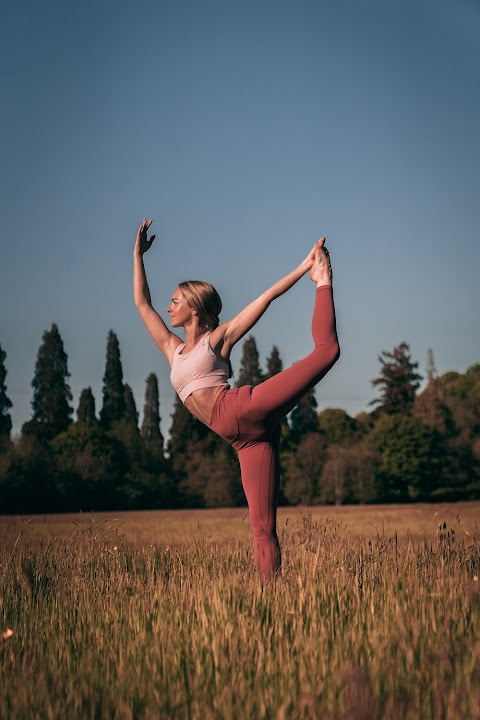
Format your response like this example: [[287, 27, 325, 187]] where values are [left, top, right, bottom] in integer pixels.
[[369, 414, 441, 500], [124, 383, 139, 427], [370, 342, 422, 416], [290, 388, 318, 444], [23, 324, 72, 442], [265, 345, 283, 380], [283, 432, 327, 504], [318, 408, 357, 447], [141, 373, 164, 453], [76, 387, 97, 426], [0, 343, 13, 450], [100, 330, 125, 429], [235, 336, 264, 387]]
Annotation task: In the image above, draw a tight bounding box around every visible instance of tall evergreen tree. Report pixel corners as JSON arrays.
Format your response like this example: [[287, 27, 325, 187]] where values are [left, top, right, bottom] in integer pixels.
[[0, 343, 13, 449], [290, 388, 318, 444], [76, 387, 97, 426], [370, 342, 422, 416], [265, 345, 283, 380], [24, 324, 72, 441], [124, 384, 139, 427], [100, 330, 125, 429], [141, 373, 164, 452], [426, 347, 438, 385], [235, 336, 264, 387]]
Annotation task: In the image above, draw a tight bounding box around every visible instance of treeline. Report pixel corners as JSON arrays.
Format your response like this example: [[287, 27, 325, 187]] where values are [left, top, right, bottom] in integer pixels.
[[0, 330, 479, 514]]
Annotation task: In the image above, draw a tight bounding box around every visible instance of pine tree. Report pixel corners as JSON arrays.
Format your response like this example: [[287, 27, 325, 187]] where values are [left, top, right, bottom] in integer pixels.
[[76, 388, 97, 426], [100, 330, 126, 429], [265, 345, 283, 380], [290, 388, 318, 444], [235, 336, 264, 387], [370, 342, 422, 416], [141, 373, 164, 452], [124, 384, 139, 427], [25, 324, 72, 441], [0, 343, 13, 449], [426, 347, 437, 385]]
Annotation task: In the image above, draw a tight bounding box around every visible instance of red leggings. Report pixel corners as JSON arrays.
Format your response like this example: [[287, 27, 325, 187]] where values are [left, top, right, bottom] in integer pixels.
[[209, 286, 339, 582]]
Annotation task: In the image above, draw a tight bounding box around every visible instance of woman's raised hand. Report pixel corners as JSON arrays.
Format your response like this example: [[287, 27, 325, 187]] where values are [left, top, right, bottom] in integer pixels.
[[134, 219, 156, 256], [302, 237, 326, 270]]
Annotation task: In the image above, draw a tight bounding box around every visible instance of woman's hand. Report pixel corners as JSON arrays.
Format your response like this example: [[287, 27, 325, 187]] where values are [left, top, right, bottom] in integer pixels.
[[301, 237, 326, 271], [134, 218, 156, 256]]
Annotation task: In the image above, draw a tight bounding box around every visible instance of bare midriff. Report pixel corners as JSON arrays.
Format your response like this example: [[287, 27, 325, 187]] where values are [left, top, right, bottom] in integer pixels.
[[184, 384, 229, 427]]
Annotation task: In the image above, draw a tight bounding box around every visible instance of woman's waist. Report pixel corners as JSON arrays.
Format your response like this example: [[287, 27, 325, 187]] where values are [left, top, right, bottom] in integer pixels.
[[184, 384, 230, 426]]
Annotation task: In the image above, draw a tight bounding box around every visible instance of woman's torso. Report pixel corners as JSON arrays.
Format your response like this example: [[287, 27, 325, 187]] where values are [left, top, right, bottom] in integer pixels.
[[184, 385, 229, 426]]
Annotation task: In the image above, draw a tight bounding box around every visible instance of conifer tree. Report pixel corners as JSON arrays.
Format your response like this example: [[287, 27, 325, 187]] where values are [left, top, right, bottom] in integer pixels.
[[290, 388, 318, 443], [25, 324, 72, 441], [141, 373, 164, 452], [124, 384, 139, 427], [235, 336, 263, 387], [100, 330, 125, 429], [76, 388, 97, 426], [265, 345, 283, 380], [370, 342, 422, 416], [0, 343, 13, 449]]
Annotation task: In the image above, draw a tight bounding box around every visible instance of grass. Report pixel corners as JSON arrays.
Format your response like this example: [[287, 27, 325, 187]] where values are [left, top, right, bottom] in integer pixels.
[[1, 503, 479, 719]]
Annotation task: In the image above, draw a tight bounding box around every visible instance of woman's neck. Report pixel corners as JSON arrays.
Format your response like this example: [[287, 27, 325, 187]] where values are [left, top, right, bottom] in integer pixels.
[[183, 322, 207, 352]]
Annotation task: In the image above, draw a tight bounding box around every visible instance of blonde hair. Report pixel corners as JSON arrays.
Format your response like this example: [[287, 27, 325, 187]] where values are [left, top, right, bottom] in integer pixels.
[[179, 281, 222, 331]]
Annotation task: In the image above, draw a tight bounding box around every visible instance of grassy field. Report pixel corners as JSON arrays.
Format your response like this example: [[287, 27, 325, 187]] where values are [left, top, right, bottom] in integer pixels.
[[1, 503, 479, 719]]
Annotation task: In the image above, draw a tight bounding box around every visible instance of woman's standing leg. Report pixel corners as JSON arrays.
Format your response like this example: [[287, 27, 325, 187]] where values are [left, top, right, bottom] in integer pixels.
[[236, 427, 281, 584]]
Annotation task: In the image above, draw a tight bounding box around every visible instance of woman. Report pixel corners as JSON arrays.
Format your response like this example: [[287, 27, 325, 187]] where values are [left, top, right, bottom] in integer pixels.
[[134, 219, 340, 583]]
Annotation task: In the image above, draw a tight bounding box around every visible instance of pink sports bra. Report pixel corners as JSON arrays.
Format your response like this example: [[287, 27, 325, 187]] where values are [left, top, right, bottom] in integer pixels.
[[170, 332, 230, 403]]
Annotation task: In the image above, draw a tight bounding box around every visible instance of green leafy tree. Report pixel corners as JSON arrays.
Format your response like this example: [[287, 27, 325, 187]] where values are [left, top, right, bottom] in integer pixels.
[[141, 373, 164, 454], [370, 342, 422, 416], [318, 408, 357, 447], [23, 324, 72, 442], [319, 443, 377, 504], [235, 336, 263, 387], [283, 432, 327, 504], [369, 414, 441, 500], [100, 330, 125, 429], [0, 343, 13, 450], [76, 387, 98, 426]]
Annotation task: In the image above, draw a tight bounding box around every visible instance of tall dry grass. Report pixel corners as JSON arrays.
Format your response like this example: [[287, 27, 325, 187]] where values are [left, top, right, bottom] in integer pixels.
[[1, 506, 479, 719]]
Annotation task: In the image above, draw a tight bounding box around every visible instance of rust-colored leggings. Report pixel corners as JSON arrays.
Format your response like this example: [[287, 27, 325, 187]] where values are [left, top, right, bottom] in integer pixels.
[[209, 286, 339, 582]]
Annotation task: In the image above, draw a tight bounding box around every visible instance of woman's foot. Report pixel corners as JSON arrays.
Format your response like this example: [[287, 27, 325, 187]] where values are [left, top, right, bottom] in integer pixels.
[[309, 238, 332, 286]]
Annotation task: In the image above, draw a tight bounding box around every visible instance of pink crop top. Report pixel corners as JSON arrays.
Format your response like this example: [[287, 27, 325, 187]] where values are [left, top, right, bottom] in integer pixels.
[[170, 332, 230, 403]]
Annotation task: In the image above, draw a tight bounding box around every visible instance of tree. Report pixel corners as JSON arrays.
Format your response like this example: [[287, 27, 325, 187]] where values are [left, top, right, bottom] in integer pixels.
[[0, 343, 12, 450], [100, 330, 125, 429], [265, 345, 283, 380], [76, 387, 98, 426], [124, 384, 139, 427], [141, 373, 164, 454], [318, 408, 357, 447], [23, 324, 72, 442], [290, 388, 318, 444], [319, 443, 377, 505], [283, 432, 327, 504], [369, 414, 442, 501], [370, 342, 422, 416], [235, 336, 264, 387]]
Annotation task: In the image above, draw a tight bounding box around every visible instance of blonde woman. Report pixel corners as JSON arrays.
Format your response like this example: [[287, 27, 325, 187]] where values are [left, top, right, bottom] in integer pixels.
[[134, 219, 339, 583]]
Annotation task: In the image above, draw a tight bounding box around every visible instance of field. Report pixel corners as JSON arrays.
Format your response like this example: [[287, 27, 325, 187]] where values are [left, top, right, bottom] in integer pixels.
[[1, 503, 479, 719]]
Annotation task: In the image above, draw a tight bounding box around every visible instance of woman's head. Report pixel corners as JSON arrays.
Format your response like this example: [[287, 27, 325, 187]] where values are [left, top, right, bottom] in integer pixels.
[[178, 280, 222, 330]]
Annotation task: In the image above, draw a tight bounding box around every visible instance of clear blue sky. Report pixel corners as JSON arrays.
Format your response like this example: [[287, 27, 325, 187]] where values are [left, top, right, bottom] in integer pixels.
[[1, 0, 479, 439]]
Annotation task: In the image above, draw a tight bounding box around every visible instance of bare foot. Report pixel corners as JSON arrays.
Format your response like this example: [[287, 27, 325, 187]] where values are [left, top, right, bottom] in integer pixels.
[[309, 238, 332, 286]]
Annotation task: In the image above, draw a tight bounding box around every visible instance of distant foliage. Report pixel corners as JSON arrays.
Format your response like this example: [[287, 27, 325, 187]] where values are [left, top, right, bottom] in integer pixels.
[[76, 387, 98, 427], [235, 336, 264, 387], [141, 373, 164, 453], [371, 342, 422, 416], [0, 343, 12, 448], [100, 330, 126, 429]]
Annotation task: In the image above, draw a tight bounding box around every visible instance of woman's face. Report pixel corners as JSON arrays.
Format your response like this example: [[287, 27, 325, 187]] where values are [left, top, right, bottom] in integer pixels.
[[167, 288, 195, 327]]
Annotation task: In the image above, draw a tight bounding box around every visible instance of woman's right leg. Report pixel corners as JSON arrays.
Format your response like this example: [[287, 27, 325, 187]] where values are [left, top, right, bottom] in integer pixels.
[[247, 285, 339, 424]]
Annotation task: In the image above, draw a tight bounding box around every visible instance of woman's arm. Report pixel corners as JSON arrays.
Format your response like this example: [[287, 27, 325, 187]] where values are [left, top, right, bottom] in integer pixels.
[[211, 240, 321, 356], [133, 219, 181, 363]]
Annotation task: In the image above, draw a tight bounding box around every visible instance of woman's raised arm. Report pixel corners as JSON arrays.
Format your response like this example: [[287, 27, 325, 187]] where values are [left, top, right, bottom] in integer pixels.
[[211, 240, 323, 357], [133, 219, 181, 363]]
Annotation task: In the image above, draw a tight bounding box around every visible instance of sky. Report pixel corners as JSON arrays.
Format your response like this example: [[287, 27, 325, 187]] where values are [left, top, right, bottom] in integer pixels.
[[1, 0, 479, 440]]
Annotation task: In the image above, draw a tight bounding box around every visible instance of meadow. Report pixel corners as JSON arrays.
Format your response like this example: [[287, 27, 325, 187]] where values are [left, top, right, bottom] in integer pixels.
[[1, 503, 479, 719]]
